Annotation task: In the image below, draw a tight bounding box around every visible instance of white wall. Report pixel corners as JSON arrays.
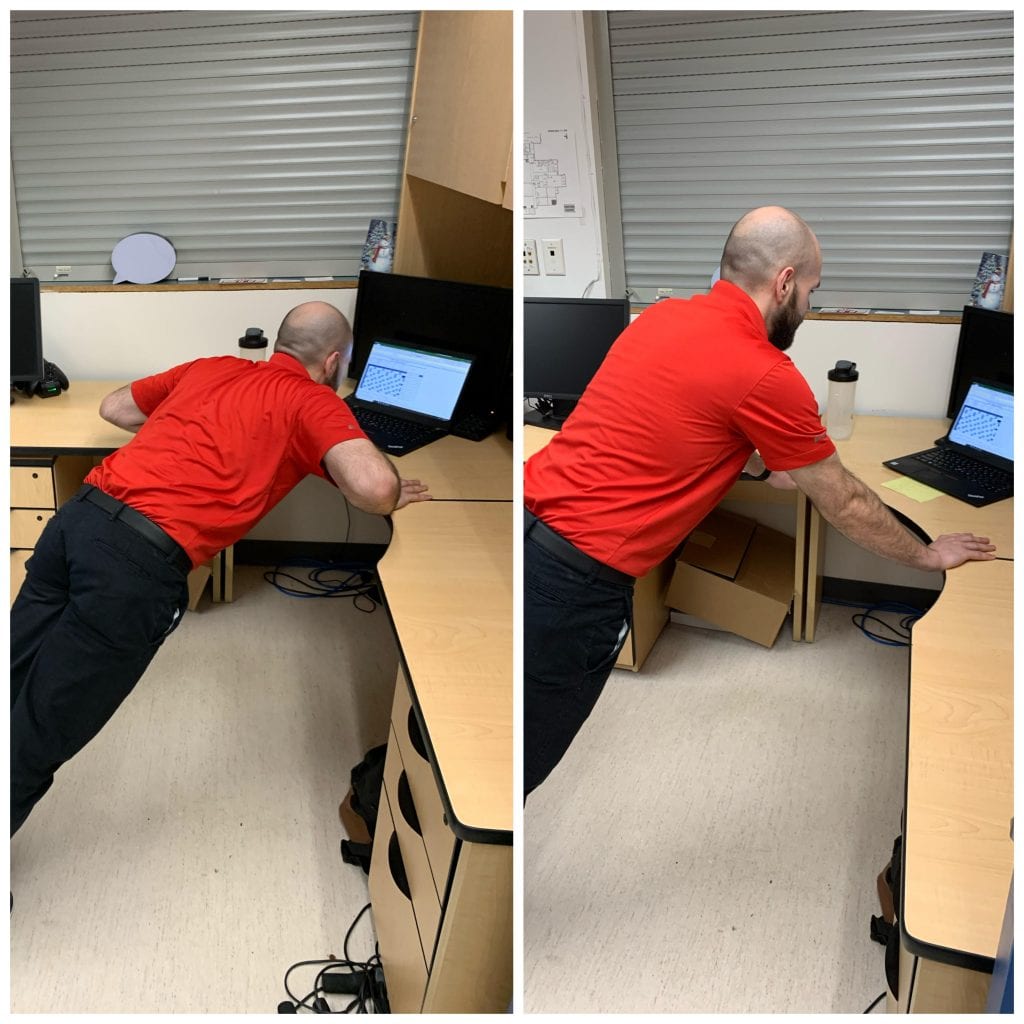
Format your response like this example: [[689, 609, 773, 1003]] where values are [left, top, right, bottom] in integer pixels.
[[523, 11, 608, 298], [787, 318, 959, 418], [38, 286, 390, 546], [40, 288, 356, 379]]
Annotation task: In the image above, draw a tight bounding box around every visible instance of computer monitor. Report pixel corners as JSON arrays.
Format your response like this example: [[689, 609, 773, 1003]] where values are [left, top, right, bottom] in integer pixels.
[[11, 277, 44, 386], [524, 296, 631, 425], [947, 305, 1013, 419], [351, 271, 512, 431]]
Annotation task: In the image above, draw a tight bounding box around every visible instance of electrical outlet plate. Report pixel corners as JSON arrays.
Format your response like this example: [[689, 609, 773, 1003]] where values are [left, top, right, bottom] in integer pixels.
[[524, 239, 539, 276], [541, 239, 565, 275]]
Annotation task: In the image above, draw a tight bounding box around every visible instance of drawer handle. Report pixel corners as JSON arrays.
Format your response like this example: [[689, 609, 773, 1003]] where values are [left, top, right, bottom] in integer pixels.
[[31, 472, 40, 480], [387, 831, 411, 900], [35, 515, 43, 522], [397, 770, 422, 836], [406, 707, 428, 761]]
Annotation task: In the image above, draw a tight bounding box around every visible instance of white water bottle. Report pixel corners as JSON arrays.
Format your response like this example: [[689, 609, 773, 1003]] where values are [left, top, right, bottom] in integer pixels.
[[826, 360, 858, 440]]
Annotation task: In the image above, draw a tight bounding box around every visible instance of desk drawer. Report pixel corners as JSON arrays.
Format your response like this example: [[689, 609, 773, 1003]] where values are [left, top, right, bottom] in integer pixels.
[[10, 550, 31, 607], [369, 790, 428, 1013], [11, 465, 55, 508], [11, 508, 54, 549], [391, 671, 456, 898], [383, 726, 442, 967]]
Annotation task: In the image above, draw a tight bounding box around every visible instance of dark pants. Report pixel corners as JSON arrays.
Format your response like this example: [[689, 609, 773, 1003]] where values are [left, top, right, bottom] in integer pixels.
[[11, 491, 189, 836], [524, 513, 634, 795]]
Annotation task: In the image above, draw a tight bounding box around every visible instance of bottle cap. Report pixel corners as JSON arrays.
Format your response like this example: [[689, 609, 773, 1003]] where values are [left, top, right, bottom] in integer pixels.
[[239, 327, 268, 350], [828, 360, 859, 382]]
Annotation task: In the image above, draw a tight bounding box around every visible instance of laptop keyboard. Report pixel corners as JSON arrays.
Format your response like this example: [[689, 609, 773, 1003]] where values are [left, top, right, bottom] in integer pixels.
[[351, 407, 444, 452], [916, 448, 1012, 492], [450, 411, 497, 441]]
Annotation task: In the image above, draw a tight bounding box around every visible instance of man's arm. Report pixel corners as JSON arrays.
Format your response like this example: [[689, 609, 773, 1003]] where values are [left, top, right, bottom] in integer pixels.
[[788, 453, 996, 571], [99, 385, 148, 433], [322, 439, 431, 515]]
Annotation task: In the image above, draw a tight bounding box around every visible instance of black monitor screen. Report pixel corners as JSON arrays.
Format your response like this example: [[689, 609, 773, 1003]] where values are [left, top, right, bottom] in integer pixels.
[[11, 277, 44, 384], [351, 270, 512, 419], [524, 297, 630, 400], [947, 305, 1013, 418]]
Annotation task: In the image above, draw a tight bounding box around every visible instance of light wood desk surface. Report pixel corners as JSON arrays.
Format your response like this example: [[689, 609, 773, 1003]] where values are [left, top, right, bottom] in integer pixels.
[[902, 557, 1012, 964], [821, 416, 1014, 970], [829, 415, 1014, 556], [11, 380, 128, 454], [376, 500, 512, 838]]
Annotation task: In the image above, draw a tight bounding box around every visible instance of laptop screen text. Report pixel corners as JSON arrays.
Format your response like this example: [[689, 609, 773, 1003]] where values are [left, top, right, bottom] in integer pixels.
[[948, 382, 1014, 462], [355, 340, 473, 422]]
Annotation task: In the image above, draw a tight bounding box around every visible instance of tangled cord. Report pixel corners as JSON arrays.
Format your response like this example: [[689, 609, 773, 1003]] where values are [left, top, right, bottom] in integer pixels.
[[824, 597, 924, 647], [264, 559, 379, 613], [281, 903, 389, 1013]]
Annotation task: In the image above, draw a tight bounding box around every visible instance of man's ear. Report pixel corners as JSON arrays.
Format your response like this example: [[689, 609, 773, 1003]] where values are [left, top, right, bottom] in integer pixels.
[[775, 266, 796, 302]]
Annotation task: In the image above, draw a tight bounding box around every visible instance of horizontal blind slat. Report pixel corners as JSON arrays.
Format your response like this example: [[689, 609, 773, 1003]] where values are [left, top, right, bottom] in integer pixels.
[[608, 9, 1014, 309], [11, 10, 419, 280]]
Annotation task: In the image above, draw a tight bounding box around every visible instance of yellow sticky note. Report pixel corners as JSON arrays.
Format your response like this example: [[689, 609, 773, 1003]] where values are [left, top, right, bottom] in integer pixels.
[[883, 476, 943, 502]]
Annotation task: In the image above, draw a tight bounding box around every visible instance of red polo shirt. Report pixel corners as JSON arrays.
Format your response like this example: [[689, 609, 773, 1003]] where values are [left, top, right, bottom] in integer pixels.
[[86, 352, 366, 567], [524, 280, 835, 577]]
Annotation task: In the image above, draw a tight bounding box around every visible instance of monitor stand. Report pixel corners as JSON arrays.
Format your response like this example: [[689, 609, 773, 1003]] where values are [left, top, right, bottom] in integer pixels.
[[524, 398, 575, 431]]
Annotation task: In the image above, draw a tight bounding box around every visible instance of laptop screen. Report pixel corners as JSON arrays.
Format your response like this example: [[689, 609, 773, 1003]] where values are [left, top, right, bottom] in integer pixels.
[[948, 381, 1014, 462], [354, 339, 473, 422]]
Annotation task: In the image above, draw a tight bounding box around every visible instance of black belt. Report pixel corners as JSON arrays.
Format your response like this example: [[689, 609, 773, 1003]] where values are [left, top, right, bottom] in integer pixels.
[[79, 486, 192, 575], [524, 508, 634, 586]]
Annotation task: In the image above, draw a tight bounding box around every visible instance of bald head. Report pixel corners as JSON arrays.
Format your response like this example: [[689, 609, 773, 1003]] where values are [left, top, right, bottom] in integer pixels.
[[274, 301, 352, 369], [720, 206, 819, 292]]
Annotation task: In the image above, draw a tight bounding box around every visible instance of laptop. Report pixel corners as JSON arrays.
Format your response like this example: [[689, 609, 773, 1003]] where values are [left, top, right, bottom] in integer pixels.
[[345, 338, 474, 456], [883, 379, 1013, 507]]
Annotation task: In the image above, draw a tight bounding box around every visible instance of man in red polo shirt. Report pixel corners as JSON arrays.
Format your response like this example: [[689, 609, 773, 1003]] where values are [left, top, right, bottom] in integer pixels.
[[11, 301, 430, 836], [524, 206, 995, 795]]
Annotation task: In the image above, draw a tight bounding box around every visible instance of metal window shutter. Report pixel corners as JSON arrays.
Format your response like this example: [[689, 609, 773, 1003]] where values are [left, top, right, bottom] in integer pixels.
[[607, 9, 1013, 310], [11, 10, 419, 281]]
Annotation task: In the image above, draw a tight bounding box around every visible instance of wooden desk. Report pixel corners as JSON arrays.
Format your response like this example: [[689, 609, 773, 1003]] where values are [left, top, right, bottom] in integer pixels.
[[803, 415, 1014, 642], [11, 380, 128, 456], [371, 501, 511, 1011], [12, 378, 512, 1013], [806, 416, 1013, 1011]]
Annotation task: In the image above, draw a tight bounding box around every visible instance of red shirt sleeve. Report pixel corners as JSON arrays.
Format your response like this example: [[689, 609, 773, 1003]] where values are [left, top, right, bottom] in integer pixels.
[[733, 361, 836, 470], [130, 360, 198, 416], [295, 387, 369, 481]]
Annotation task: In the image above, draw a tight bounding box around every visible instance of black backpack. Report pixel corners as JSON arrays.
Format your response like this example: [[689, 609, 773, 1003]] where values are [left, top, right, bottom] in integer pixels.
[[340, 744, 387, 874]]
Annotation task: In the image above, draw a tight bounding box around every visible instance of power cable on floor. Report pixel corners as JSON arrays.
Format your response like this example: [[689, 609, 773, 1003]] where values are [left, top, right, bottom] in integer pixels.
[[863, 990, 886, 1012], [823, 596, 924, 647], [279, 903, 389, 1013], [264, 559, 379, 613]]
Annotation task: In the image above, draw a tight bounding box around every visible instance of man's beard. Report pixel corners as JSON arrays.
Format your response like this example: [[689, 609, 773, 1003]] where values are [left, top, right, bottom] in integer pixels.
[[766, 287, 803, 351]]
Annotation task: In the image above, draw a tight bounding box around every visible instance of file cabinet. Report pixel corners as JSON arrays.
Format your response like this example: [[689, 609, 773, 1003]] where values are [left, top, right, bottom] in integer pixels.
[[368, 667, 511, 1013], [10, 456, 94, 605]]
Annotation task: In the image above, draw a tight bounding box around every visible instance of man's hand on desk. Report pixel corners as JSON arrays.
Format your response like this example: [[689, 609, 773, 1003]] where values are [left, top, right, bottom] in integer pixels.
[[394, 478, 432, 511], [788, 454, 997, 572], [923, 533, 997, 571]]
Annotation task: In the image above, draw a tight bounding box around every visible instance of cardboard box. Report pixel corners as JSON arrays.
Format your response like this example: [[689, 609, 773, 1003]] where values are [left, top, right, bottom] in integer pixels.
[[665, 508, 795, 647], [615, 555, 674, 672]]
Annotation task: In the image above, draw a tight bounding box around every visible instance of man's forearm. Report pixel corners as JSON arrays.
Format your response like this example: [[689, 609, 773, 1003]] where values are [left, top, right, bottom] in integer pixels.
[[99, 385, 147, 432], [814, 471, 936, 571]]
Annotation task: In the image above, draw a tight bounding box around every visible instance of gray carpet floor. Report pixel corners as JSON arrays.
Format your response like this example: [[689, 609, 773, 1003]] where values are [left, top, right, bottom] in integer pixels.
[[10, 567, 397, 1013], [524, 602, 906, 1013]]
